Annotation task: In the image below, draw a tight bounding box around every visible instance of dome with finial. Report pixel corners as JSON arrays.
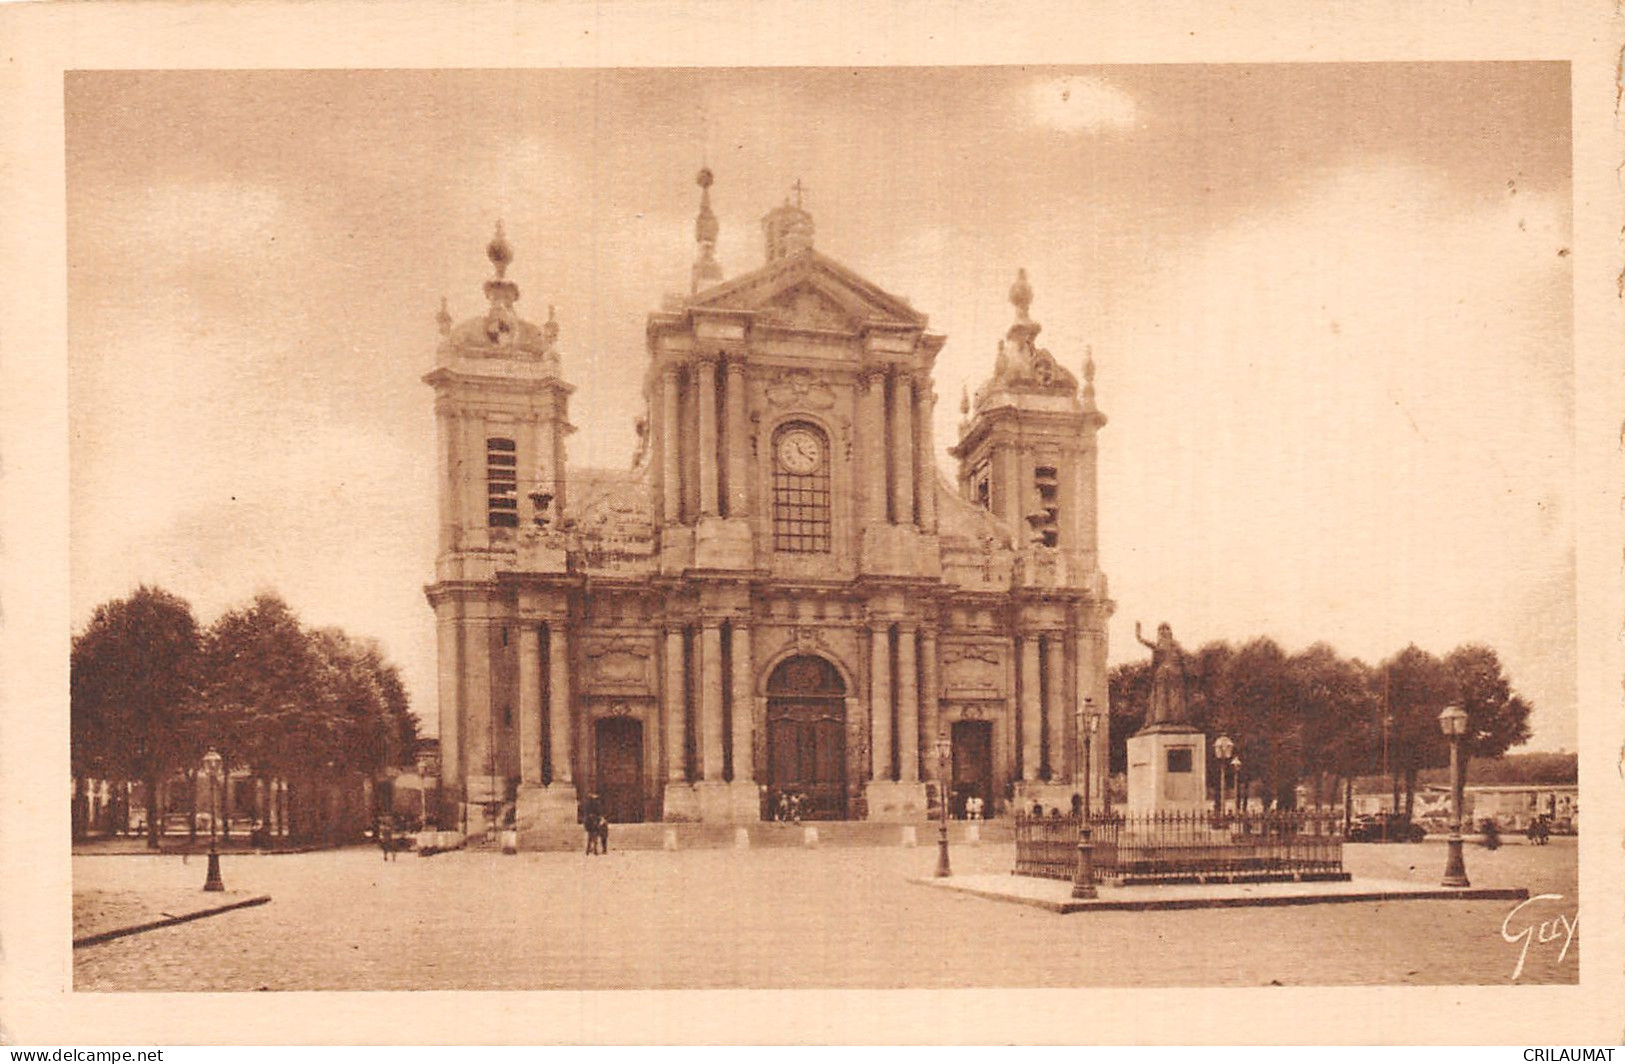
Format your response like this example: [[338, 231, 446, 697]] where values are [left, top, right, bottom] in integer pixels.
[[439, 221, 560, 368], [970, 267, 1079, 410], [487, 220, 513, 276], [761, 179, 815, 262], [1009, 268, 1033, 317], [692, 167, 723, 292]]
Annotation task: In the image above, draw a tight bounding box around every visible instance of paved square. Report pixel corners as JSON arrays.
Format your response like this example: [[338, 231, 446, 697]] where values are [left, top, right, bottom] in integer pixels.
[[72, 838, 1577, 990]]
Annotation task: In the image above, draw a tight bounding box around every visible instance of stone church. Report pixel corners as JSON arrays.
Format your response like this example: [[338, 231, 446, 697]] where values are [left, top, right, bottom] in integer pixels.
[[424, 171, 1113, 840]]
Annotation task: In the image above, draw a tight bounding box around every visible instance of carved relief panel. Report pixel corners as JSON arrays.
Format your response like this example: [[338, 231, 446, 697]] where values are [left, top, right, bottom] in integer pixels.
[[580, 635, 657, 695], [940, 642, 1007, 700]]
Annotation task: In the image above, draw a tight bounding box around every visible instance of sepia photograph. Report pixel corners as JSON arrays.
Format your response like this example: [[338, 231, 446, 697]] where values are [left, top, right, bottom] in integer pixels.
[[3, 0, 1620, 1047], [63, 63, 1579, 993]]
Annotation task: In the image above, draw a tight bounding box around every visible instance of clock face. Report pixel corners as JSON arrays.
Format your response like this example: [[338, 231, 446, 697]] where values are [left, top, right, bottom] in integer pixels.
[[777, 429, 822, 474]]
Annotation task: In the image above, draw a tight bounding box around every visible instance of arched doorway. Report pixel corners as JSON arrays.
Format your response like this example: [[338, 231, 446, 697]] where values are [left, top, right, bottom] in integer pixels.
[[766, 654, 848, 820], [594, 717, 645, 823]]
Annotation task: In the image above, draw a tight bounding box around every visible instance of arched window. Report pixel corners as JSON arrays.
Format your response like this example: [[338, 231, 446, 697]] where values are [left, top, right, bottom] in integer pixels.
[[771, 422, 832, 553], [486, 437, 519, 528]]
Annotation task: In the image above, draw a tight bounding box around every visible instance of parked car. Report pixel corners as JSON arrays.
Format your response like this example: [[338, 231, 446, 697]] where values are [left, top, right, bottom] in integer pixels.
[[1347, 812, 1426, 843]]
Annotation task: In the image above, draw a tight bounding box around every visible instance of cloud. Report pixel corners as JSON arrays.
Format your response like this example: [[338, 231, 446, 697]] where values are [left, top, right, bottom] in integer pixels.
[[1029, 75, 1138, 133]]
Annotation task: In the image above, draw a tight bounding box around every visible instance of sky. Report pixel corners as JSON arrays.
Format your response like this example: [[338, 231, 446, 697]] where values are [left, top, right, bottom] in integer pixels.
[[65, 65, 1575, 750]]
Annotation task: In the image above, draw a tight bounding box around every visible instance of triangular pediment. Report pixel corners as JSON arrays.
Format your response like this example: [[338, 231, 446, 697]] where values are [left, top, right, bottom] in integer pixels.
[[688, 250, 927, 331]]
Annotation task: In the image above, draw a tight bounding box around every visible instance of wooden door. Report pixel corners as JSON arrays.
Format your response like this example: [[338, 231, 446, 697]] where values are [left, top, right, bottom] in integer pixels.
[[594, 717, 644, 823], [952, 720, 994, 818]]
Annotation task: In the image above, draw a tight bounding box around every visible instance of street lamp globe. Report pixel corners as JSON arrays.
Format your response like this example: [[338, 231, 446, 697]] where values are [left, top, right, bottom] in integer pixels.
[[1214, 735, 1234, 760], [1438, 704, 1471, 887], [933, 732, 953, 878], [200, 746, 226, 892], [1438, 704, 1468, 737]]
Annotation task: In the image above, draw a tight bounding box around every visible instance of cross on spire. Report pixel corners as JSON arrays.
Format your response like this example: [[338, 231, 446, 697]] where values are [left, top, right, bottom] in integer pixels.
[[792, 178, 807, 208]]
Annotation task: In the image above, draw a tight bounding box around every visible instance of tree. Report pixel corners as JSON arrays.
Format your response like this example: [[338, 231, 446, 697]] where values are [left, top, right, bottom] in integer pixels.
[[200, 595, 418, 843], [1290, 645, 1376, 811], [200, 594, 333, 840], [1107, 659, 1150, 775], [1379, 645, 1454, 820], [70, 586, 202, 848], [1221, 638, 1303, 809], [1445, 644, 1533, 760]]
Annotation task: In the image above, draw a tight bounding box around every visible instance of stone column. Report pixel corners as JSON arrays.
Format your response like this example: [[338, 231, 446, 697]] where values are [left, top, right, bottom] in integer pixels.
[[697, 358, 719, 517], [725, 359, 749, 518], [913, 377, 937, 532], [869, 624, 893, 781], [462, 416, 488, 539], [1075, 439, 1099, 567], [464, 617, 494, 798], [859, 369, 887, 524], [730, 623, 755, 782], [522, 413, 541, 511], [663, 627, 686, 781], [1044, 634, 1067, 782], [1002, 446, 1024, 541], [545, 621, 572, 784], [896, 623, 919, 783], [661, 366, 682, 524], [1020, 635, 1042, 781], [435, 603, 463, 790], [518, 624, 543, 784], [919, 628, 941, 780], [888, 370, 915, 526], [700, 622, 725, 780], [435, 406, 456, 552]]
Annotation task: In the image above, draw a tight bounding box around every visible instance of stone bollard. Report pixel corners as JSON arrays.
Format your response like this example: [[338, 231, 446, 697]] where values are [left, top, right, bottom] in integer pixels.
[[966, 822, 981, 845], [500, 829, 518, 855], [803, 825, 819, 848], [734, 826, 750, 850], [900, 825, 918, 847], [663, 827, 679, 851]]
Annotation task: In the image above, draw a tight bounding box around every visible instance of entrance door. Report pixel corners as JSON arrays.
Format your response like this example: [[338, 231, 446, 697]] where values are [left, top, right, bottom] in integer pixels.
[[766, 655, 848, 820], [952, 719, 994, 818], [594, 717, 644, 823]]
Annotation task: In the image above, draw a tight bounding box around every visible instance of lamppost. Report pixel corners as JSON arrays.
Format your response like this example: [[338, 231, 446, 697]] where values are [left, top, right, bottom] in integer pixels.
[[1072, 698, 1098, 900], [934, 733, 953, 878], [201, 747, 225, 892], [1231, 756, 1243, 815], [1439, 704, 1471, 888], [1213, 735, 1235, 817]]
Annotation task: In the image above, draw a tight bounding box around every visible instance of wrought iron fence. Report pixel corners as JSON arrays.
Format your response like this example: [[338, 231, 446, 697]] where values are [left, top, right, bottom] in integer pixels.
[[1014, 809, 1347, 884]]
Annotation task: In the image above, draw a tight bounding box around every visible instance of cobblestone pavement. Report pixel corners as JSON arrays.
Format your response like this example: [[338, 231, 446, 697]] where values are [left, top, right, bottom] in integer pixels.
[[73, 837, 1577, 990]]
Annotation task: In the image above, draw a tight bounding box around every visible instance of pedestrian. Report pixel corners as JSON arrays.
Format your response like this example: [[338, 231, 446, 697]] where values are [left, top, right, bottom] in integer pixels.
[[582, 793, 605, 856], [378, 814, 395, 861]]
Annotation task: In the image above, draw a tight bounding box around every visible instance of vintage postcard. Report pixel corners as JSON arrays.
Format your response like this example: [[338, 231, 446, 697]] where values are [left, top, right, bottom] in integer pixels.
[[2, 0, 1621, 1047]]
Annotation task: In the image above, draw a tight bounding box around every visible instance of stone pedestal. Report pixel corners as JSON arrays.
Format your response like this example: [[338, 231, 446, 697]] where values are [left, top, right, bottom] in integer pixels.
[[661, 783, 702, 822], [691, 781, 764, 823], [1126, 726, 1208, 812], [858, 525, 941, 578], [864, 780, 928, 821], [1012, 782, 1083, 818], [515, 781, 580, 830], [694, 516, 753, 570]]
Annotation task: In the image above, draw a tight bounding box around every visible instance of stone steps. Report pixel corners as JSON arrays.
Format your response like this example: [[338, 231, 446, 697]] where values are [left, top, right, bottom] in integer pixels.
[[516, 818, 1010, 852]]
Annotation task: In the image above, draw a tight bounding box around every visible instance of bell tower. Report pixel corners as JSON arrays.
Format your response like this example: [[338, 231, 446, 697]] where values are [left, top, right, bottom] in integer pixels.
[[951, 269, 1112, 811], [423, 224, 575, 829], [951, 269, 1105, 568]]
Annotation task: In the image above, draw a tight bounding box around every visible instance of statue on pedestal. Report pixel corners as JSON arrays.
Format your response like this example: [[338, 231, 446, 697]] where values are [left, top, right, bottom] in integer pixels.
[[1135, 621, 1191, 729]]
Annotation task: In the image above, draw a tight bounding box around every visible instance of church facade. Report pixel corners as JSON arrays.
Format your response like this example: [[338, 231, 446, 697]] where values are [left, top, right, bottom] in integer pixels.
[[424, 173, 1113, 840]]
